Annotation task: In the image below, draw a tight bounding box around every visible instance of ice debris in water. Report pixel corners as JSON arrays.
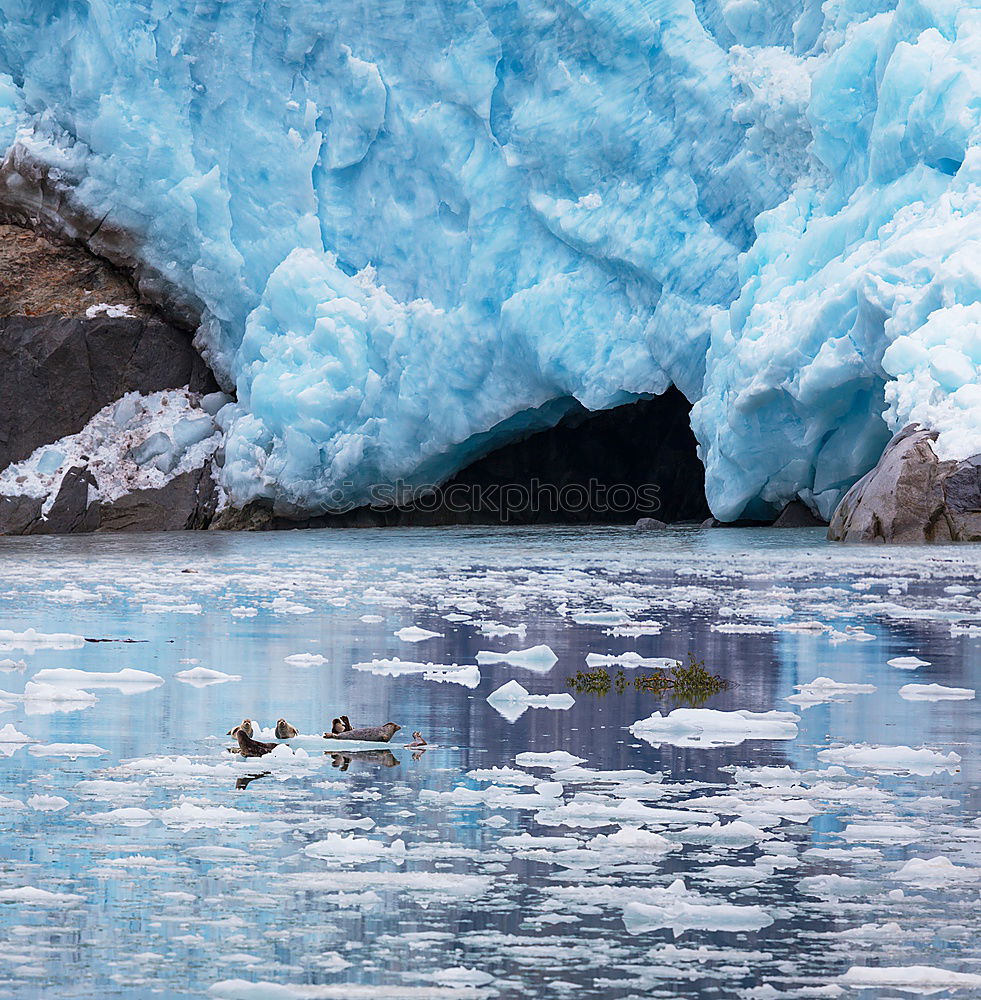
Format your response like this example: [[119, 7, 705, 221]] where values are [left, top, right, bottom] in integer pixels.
[[31, 668, 163, 690], [353, 658, 480, 689], [785, 677, 876, 707], [887, 656, 931, 670], [486, 681, 574, 722], [817, 744, 962, 775], [630, 709, 800, 748], [0, 629, 85, 652], [174, 667, 241, 686], [898, 683, 975, 701], [394, 627, 443, 643], [475, 645, 558, 673], [283, 653, 328, 667]]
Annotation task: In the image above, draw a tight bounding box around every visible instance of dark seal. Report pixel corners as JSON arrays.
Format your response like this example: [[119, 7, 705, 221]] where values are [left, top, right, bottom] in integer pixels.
[[235, 729, 279, 757], [275, 718, 299, 739], [324, 722, 401, 743]]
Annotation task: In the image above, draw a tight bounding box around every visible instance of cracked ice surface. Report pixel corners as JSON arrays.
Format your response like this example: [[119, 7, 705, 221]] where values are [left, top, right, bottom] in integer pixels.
[[1, 6, 980, 517]]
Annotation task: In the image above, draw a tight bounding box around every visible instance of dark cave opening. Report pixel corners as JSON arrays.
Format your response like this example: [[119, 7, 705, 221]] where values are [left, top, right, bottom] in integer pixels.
[[312, 387, 711, 527]]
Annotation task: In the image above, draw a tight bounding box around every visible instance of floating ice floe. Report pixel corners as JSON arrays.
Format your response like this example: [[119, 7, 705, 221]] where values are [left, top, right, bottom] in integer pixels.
[[29, 743, 107, 759], [629, 709, 800, 748], [898, 683, 975, 701], [784, 676, 876, 707], [0, 658, 26, 672], [142, 602, 202, 614], [486, 680, 574, 722], [175, 667, 241, 686], [394, 626, 443, 642], [621, 879, 774, 936], [283, 652, 327, 667], [827, 625, 876, 643], [571, 611, 632, 626], [604, 620, 664, 637], [476, 644, 558, 673], [0, 886, 85, 906], [353, 658, 480, 688], [86, 807, 155, 826], [840, 966, 981, 991], [711, 623, 776, 634], [817, 744, 961, 775], [0, 628, 85, 652], [0, 723, 35, 743], [305, 834, 407, 864], [268, 597, 314, 615], [32, 667, 164, 690], [515, 751, 586, 770], [585, 652, 677, 669], [22, 681, 98, 714], [887, 656, 931, 670], [893, 856, 980, 887], [27, 794, 69, 811]]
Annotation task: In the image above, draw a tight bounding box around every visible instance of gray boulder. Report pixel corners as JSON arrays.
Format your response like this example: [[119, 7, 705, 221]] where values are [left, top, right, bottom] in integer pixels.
[[828, 425, 981, 543], [634, 517, 668, 531], [98, 464, 219, 532]]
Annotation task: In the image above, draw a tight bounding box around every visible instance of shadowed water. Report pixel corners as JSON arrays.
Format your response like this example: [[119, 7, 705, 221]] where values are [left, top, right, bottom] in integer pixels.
[[0, 526, 978, 998]]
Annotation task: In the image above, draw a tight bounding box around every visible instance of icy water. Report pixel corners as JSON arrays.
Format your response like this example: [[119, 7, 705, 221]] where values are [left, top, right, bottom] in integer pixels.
[[0, 526, 978, 999]]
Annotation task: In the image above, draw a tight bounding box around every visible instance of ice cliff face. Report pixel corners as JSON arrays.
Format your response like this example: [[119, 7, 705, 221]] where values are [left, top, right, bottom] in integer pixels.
[[0, 1, 978, 520]]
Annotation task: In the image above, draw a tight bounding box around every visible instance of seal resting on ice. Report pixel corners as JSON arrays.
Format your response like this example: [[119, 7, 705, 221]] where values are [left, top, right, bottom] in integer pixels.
[[324, 722, 401, 743], [235, 729, 279, 757], [227, 719, 253, 738], [405, 731, 428, 748], [275, 718, 299, 738]]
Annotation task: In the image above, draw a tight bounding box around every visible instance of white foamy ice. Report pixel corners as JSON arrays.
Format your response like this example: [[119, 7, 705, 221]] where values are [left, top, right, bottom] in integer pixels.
[[22, 681, 98, 714], [818, 744, 961, 775], [283, 652, 327, 666], [486, 680, 574, 722], [0, 886, 84, 907], [175, 667, 241, 686], [827, 625, 876, 643], [352, 657, 480, 688], [893, 856, 981, 887], [784, 676, 876, 707], [0, 628, 85, 652], [621, 878, 774, 936], [0, 724, 35, 743], [476, 644, 558, 673], [31, 667, 163, 690], [630, 708, 800, 748], [887, 656, 931, 670], [899, 683, 975, 701], [0, 658, 27, 672], [27, 794, 69, 811], [585, 652, 678, 670], [304, 833, 407, 864], [840, 966, 981, 991], [394, 626, 443, 642]]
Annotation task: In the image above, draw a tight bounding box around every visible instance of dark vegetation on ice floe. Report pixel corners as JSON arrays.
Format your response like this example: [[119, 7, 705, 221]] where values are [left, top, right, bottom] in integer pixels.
[[566, 653, 730, 706]]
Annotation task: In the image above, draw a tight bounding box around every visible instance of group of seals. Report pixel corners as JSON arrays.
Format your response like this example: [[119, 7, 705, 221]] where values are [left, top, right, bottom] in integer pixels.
[[226, 716, 424, 757]]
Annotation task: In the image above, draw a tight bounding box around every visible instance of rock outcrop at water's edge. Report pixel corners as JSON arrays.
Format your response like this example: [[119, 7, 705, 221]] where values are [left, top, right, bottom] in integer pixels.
[[0, 223, 225, 535], [828, 425, 981, 544]]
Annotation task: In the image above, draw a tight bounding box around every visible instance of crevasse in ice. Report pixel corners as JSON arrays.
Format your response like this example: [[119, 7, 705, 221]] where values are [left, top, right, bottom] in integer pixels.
[[0, 1, 977, 520]]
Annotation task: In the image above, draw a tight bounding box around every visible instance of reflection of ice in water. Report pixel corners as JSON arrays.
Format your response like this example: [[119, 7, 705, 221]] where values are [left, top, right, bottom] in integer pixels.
[[0, 527, 977, 997]]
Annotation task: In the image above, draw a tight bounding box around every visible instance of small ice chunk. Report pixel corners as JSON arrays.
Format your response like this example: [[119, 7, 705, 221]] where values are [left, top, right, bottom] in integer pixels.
[[785, 676, 876, 707], [85, 302, 133, 318], [630, 708, 799, 748], [394, 626, 443, 642], [0, 628, 85, 651], [0, 886, 84, 906], [28, 743, 107, 758], [0, 724, 35, 743], [199, 391, 232, 416], [28, 794, 69, 811], [32, 668, 163, 690], [839, 966, 981, 991], [175, 667, 241, 686], [818, 744, 961, 775], [284, 653, 328, 667], [898, 683, 975, 701], [515, 750, 586, 770], [476, 644, 558, 673], [36, 448, 65, 475], [887, 656, 930, 670]]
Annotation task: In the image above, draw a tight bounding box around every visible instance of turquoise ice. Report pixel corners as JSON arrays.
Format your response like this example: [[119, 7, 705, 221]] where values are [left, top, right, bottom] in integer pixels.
[[0, 1, 978, 519]]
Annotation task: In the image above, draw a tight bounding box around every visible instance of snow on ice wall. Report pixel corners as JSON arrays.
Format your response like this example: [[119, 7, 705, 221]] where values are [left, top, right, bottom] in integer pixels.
[[0, 1, 978, 520]]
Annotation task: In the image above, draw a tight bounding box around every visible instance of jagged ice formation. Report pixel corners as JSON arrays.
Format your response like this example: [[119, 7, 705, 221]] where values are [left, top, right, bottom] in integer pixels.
[[0, 1, 978, 521]]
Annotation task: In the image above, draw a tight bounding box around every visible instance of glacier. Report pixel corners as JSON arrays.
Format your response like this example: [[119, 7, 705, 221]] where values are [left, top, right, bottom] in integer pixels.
[[0, 0, 979, 521]]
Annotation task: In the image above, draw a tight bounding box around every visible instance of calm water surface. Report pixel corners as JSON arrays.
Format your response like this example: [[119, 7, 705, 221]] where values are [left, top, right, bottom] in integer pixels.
[[0, 526, 978, 998]]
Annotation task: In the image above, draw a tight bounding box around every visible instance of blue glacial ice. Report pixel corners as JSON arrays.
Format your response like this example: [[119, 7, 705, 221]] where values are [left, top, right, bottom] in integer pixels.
[[0, 1, 979, 519]]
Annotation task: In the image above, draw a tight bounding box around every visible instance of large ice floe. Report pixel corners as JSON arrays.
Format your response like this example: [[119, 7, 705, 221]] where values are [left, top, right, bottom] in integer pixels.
[[1, 3, 980, 519]]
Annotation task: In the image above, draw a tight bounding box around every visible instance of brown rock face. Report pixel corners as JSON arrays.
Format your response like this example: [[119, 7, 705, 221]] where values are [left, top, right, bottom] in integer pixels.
[[827, 425, 981, 543], [0, 222, 224, 535]]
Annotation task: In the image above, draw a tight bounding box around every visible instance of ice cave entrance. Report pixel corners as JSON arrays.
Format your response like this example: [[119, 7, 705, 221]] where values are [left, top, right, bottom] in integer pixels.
[[347, 387, 710, 526]]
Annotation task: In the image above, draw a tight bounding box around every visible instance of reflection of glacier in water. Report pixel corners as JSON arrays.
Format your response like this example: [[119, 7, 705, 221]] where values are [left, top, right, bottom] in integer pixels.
[[0, 526, 977, 998]]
